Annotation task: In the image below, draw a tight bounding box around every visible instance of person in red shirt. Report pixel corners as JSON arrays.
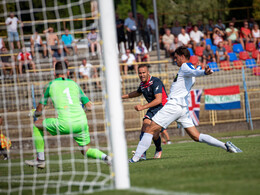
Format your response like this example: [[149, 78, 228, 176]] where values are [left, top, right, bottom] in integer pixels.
[[17, 47, 36, 74], [240, 21, 253, 49]]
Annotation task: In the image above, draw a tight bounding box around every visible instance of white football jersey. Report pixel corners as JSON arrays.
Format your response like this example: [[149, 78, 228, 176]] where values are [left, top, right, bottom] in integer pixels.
[[168, 62, 206, 106]]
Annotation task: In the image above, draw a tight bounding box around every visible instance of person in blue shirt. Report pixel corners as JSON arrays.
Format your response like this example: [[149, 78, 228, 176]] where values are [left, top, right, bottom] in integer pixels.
[[61, 29, 78, 55], [124, 12, 137, 51]]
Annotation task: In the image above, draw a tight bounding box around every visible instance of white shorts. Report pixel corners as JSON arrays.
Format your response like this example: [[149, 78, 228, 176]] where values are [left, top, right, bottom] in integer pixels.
[[152, 101, 194, 129]]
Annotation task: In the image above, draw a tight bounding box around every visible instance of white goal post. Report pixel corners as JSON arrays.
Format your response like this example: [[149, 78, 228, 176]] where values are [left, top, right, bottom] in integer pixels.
[[99, 0, 130, 189], [0, 0, 130, 193]]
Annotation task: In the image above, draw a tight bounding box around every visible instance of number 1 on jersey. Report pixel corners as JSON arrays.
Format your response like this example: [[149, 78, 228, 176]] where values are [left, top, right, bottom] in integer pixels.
[[63, 88, 73, 104]]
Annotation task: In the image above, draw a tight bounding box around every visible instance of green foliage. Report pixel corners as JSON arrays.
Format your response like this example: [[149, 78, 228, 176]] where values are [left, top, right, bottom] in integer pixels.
[[115, 0, 229, 26], [252, 0, 260, 19]]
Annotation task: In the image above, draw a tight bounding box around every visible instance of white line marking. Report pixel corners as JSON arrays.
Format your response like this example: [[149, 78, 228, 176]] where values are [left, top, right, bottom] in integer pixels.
[[130, 187, 209, 195]]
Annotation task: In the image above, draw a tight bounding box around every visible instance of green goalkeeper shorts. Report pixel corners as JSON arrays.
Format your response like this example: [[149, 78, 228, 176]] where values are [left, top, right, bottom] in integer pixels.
[[43, 118, 90, 146]]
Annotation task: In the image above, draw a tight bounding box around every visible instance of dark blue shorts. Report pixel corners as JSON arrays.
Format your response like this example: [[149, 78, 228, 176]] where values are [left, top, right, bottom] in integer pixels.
[[143, 107, 165, 132]]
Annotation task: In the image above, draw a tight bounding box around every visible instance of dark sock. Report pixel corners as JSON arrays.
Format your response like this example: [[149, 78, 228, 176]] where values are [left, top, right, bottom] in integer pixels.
[[153, 136, 162, 152], [140, 131, 145, 140]]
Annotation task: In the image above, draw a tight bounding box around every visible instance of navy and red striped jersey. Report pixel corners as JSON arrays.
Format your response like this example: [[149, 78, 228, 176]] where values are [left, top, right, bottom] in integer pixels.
[[137, 76, 168, 106]]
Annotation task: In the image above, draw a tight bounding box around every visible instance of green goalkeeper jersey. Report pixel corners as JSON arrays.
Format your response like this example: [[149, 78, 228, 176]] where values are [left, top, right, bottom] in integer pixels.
[[40, 77, 89, 121]]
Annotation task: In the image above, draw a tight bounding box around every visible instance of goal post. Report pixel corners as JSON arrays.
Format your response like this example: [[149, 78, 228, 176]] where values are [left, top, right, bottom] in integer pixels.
[[99, 0, 130, 189], [0, 0, 130, 193]]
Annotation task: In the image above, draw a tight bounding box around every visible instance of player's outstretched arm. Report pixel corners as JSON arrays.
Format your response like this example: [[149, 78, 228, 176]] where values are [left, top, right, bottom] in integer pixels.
[[122, 91, 141, 99], [204, 65, 213, 75], [35, 103, 44, 117], [183, 64, 213, 77], [135, 93, 162, 111], [84, 101, 93, 111]]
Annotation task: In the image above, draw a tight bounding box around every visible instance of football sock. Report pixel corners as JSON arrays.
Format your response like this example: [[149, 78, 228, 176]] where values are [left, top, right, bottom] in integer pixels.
[[153, 136, 162, 151], [139, 131, 146, 156], [133, 133, 153, 161], [139, 131, 144, 140], [37, 152, 45, 161], [199, 133, 226, 150], [33, 125, 45, 160], [86, 148, 107, 160]]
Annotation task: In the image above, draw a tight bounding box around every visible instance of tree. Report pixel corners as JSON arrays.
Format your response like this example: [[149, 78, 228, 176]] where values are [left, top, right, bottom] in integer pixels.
[[252, 0, 260, 19]]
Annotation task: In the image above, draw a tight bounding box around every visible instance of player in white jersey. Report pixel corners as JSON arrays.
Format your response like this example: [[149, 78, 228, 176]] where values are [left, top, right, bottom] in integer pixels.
[[129, 46, 242, 163]]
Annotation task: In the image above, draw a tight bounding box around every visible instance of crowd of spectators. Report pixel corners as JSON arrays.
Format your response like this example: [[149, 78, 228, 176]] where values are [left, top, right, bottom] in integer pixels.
[[116, 12, 157, 75], [1, 11, 260, 77], [0, 12, 103, 77], [157, 18, 260, 68]]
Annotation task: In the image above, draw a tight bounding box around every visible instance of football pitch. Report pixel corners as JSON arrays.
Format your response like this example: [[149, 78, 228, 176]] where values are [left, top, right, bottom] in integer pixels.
[[1, 131, 260, 195], [96, 132, 260, 195]]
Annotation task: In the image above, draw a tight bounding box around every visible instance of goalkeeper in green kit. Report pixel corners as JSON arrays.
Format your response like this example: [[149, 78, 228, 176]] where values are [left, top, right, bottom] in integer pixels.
[[25, 61, 111, 169]]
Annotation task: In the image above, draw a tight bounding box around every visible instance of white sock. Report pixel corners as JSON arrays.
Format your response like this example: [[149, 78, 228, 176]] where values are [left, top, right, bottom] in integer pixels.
[[37, 152, 45, 161], [101, 154, 107, 160], [133, 133, 153, 161], [199, 133, 226, 150]]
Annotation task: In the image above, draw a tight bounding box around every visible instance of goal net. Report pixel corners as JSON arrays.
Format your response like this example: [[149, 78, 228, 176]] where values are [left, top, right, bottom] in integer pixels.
[[0, 0, 129, 194]]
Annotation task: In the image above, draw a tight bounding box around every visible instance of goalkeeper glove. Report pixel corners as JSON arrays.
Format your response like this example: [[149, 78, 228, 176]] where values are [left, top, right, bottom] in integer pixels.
[[29, 109, 42, 119], [28, 109, 36, 117]]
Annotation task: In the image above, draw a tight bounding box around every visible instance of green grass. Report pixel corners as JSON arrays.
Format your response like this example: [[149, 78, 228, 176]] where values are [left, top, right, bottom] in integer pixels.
[[95, 135, 260, 195], [1, 133, 260, 195]]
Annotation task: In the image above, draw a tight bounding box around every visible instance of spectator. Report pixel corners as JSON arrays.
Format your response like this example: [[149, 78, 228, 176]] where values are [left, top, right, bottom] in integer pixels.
[[121, 49, 137, 75], [124, 12, 137, 51], [171, 20, 182, 37], [146, 13, 156, 51], [162, 28, 174, 57], [79, 58, 100, 88], [61, 29, 78, 56], [231, 17, 237, 26], [213, 27, 224, 46], [43, 27, 61, 57], [185, 21, 193, 34], [225, 22, 240, 48], [90, 0, 98, 18], [0, 47, 14, 77], [0, 37, 6, 50], [190, 25, 205, 50], [202, 44, 216, 67], [135, 41, 150, 62], [169, 37, 183, 62], [214, 18, 225, 31], [159, 24, 168, 36], [205, 19, 214, 38], [248, 18, 255, 30], [240, 21, 252, 49], [159, 24, 168, 49], [170, 37, 183, 53], [87, 28, 101, 57], [137, 13, 149, 50], [0, 116, 11, 160], [252, 23, 260, 45], [216, 41, 229, 63], [197, 19, 205, 32], [116, 13, 126, 53], [17, 47, 36, 74], [178, 28, 191, 47], [30, 31, 47, 58], [5, 12, 23, 50]]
